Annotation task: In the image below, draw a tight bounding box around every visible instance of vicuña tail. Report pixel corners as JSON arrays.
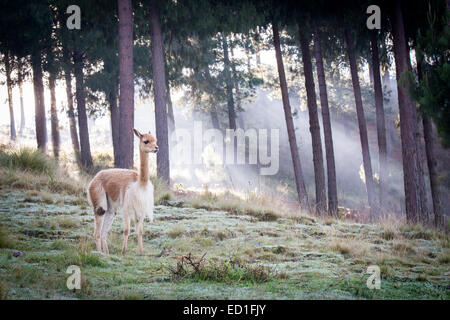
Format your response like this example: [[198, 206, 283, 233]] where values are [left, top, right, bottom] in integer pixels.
[[87, 178, 107, 216]]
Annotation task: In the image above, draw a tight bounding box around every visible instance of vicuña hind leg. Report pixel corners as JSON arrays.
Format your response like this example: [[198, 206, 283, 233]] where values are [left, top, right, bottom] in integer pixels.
[[94, 213, 104, 252], [121, 215, 130, 255], [101, 211, 116, 254]]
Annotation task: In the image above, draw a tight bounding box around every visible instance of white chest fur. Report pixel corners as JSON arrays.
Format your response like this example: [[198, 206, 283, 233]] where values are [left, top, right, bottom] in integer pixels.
[[123, 181, 154, 222]]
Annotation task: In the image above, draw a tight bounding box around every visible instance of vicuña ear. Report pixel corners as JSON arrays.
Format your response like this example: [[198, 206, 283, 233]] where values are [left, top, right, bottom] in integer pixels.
[[133, 128, 142, 138]]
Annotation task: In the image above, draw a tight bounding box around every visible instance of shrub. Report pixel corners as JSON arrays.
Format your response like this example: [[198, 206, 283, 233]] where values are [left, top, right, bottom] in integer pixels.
[[168, 253, 275, 284]]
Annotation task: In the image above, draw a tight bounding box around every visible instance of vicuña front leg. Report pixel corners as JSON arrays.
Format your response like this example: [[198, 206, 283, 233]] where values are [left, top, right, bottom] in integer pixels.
[[122, 216, 130, 255], [137, 219, 144, 255], [101, 211, 116, 254]]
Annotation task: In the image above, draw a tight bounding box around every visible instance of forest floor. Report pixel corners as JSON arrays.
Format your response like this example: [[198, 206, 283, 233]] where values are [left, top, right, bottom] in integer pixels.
[[0, 187, 449, 299], [0, 147, 448, 299]]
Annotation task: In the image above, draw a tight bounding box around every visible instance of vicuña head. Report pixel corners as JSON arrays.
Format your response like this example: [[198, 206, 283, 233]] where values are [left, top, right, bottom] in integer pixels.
[[133, 128, 159, 154], [87, 128, 157, 256]]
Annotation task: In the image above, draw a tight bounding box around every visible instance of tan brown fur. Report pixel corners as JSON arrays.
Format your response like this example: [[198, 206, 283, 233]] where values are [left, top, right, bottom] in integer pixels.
[[89, 169, 139, 206]]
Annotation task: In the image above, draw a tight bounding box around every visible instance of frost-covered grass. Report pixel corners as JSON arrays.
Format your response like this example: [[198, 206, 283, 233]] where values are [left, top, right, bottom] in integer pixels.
[[0, 147, 448, 299], [0, 188, 448, 300]]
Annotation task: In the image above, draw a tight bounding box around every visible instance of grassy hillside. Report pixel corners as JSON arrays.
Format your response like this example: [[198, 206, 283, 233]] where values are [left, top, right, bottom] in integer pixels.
[[0, 147, 448, 299]]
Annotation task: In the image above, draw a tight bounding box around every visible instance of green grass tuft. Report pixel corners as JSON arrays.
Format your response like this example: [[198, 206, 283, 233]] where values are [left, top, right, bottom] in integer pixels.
[[0, 281, 9, 300], [0, 148, 56, 175], [0, 227, 15, 249]]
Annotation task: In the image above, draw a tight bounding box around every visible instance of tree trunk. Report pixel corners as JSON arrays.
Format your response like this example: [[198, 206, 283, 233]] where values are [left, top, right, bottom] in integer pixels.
[[73, 51, 93, 167], [108, 87, 120, 166], [221, 35, 237, 130], [103, 55, 120, 166], [298, 29, 327, 215], [4, 51, 16, 141], [210, 106, 221, 130], [272, 22, 309, 210], [368, 61, 374, 85], [63, 63, 80, 156], [166, 80, 175, 135], [422, 117, 443, 227], [230, 46, 244, 128], [205, 67, 221, 130], [49, 73, 60, 159], [150, 0, 170, 184], [391, 0, 428, 223], [31, 50, 47, 151], [255, 28, 261, 66], [117, 0, 135, 169], [416, 50, 443, 227], [313, 27, 338, 216], [17, 62, 25, 135], [344, 29, 377, 220], [370, 31, 388, 212]]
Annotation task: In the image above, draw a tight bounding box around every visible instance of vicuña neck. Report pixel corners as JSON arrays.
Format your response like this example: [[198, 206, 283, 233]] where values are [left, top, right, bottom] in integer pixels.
[[139, 150, 149, 185]]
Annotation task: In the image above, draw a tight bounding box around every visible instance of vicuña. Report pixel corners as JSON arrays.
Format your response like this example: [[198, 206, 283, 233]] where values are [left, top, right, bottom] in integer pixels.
[[88, 129, 158, 255]]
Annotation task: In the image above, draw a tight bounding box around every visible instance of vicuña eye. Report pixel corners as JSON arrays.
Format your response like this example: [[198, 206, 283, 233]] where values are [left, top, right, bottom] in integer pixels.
[[143, 141, 149, 144]]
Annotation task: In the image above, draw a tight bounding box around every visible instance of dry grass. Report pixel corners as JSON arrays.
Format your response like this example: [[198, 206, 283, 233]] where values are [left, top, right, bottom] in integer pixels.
[[391, 239, 417, 256], [437, 252, 450, 264], [187, 189, 303, 221], [53, 216, 80, 229], [328, 237, 370, 257], [0, 226, 15, 249], [167, 225, 187, 238], [0, 281, 9, 300], [0, 167, 86, 197]]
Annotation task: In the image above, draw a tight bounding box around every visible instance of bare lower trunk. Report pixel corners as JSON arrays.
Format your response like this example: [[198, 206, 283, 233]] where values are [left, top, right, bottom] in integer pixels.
[[166, 81, 175, 135], [63, 47, 80, 157], [210, 106, 220, 130], [368, 61, 374, 85], [313, 27, 338, 216], [416, 50, 443, 227], [230, 46, 242, 124], [273, 22, 309, 211], [222, 35, 236, 130], [49, 73, 60, 158], [73, 51, 93, 167], [422, 117, 443, 227], [108, 88, 120, 166], [204, 67, 221, 130], [31, 50, 47, 151], [150, 0, 170, 184], [345, 29, 377, 220], [4, 52, 16, 141], [18, 65, 25, 135], [298, 29, 327, 215], [118, 0, 135, 169], [64, 69, 80, 156], [391, 0, 428, 223], [370, 31, 388, 212]]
